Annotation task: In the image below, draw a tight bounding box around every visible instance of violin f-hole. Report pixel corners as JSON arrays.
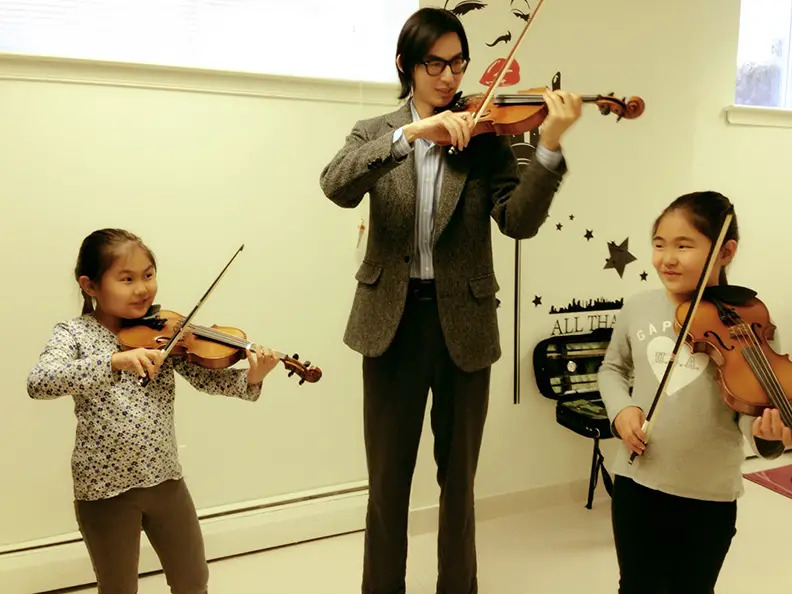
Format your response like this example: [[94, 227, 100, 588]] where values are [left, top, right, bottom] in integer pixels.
[[704, 330, 734, 353]]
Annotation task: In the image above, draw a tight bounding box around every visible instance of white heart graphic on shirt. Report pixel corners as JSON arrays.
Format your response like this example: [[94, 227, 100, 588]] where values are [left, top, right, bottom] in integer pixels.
[[646, 336, 709, 395]]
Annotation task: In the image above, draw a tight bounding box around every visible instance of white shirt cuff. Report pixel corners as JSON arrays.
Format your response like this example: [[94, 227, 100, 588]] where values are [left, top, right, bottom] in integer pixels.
[[391, 127, 413, 160], [534, 143, 563, 170]]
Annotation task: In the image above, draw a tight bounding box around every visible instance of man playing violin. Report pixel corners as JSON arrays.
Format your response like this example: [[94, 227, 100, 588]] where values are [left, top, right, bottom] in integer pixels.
[[319, 7, 581, 593]]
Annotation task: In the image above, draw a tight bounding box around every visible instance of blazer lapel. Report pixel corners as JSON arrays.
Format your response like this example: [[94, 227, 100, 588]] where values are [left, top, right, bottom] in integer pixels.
[[382, 103, 470, 246], [385, 103, 418, 225], [432, 146, 470, 245], [385, 102, 412, 130]]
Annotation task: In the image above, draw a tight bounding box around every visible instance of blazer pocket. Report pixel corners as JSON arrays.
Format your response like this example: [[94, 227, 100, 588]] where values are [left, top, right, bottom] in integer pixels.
[[468, 273, 500, 300], [355, 260, 383, 285]]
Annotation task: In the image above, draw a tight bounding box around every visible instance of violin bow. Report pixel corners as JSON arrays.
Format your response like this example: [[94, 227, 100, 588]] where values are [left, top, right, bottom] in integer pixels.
[[628, 203, 735, 464], [471, 0, 547, 126], [138, 244, 245, 387], [447, 0, 546, 156]]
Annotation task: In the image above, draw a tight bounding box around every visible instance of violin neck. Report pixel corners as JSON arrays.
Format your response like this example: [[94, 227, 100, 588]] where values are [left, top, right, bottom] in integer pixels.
[[189, 324, 286, 361], [493, 93, 602, 106]]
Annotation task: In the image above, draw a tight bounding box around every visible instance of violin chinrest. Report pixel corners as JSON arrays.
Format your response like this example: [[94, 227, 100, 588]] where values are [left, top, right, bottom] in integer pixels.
[[703, 285, 757, 306], [120, 304, 166, 329]]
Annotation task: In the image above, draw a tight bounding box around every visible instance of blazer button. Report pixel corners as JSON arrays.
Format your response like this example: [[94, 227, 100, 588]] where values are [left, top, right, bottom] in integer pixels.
[[367, 160, 376, 169]]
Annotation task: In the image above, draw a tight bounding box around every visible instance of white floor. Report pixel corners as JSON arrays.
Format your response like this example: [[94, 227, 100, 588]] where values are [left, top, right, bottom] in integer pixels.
[[68, 453, 792, 594]]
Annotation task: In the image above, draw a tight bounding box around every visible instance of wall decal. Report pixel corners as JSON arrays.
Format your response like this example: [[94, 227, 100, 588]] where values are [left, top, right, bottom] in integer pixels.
[[569, 214, 575, 221], [509, 134, 541, 168], [584, 229, 594, 241], [604, 238, 637, 277], [640, 271, 648, 281], [556, 223, 563, 231], [549, 297, 624, 314], [549, 296, 624, 337], [444, 0, 532, 91], [533, 295, 543, 307]]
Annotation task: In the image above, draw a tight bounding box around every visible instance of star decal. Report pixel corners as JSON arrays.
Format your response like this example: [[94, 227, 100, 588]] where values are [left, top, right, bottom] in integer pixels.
[[532, 295, 542, 307], [556, 223, 563, 231], [640, 271, 648, 281], [584, 229, 594, 241], [604, 238, 637, 278], [569, 214, 575, 220]]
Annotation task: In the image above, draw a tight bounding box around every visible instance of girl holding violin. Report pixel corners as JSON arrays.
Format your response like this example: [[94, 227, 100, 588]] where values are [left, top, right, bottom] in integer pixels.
[[598, 192, 791, 594], [27, 228, 279, 593]]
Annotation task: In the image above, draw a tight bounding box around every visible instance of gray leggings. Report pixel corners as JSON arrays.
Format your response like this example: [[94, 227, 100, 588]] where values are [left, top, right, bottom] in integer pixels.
[[75, 479, 209, 594]]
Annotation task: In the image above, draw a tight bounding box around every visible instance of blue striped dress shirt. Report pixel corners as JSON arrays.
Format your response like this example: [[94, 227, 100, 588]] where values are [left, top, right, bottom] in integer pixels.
[[392, 100, 561, 279]]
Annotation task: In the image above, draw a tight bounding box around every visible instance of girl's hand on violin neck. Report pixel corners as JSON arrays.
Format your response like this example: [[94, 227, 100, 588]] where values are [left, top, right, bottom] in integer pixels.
[[111, 348, 165, 379], [403, 111, 474, 151], [246, 345, 280, 385], [614, 406, 647, 456], [753, 408, 792, 447], [538, 90, 582, 152]]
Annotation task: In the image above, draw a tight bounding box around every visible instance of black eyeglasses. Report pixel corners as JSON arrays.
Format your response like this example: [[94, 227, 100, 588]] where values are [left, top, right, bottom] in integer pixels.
[[421, 56, 469, 76]]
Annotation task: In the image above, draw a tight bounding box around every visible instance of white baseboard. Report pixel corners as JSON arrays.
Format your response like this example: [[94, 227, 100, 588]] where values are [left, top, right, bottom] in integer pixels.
[[0, 478, 605, 593], [0, 482, 369, 594]]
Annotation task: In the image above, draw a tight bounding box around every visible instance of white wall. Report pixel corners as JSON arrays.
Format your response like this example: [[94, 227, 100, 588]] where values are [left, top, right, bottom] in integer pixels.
[[0, 59, 400, 550], [1, 0, 791, 589]]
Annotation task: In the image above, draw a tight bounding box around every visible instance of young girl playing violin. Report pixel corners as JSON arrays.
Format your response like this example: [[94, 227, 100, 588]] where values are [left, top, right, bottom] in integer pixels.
[[598, 191, 792, 594], [27, 229, 279, 594]]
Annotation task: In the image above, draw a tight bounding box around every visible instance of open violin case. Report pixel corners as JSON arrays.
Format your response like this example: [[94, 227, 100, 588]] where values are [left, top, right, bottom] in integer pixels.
[[532, 327, 616, 509]]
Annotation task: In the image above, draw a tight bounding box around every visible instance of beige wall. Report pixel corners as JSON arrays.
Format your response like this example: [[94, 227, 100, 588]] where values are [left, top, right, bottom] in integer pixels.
[[1, 0, 790, 574]]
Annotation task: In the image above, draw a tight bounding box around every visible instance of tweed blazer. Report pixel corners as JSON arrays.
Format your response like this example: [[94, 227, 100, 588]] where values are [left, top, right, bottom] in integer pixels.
[[319, 102, 567, 372]]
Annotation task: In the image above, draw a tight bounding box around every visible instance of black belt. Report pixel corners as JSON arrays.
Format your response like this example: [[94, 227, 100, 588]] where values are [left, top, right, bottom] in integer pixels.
[[407, 278, 436, 301]]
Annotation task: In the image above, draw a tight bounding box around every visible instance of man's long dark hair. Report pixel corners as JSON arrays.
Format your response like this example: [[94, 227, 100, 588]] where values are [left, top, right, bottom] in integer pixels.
[[395, 8, 469, 100]]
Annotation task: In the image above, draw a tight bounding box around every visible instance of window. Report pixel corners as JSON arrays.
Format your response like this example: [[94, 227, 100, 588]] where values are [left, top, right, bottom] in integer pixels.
[[735, 0, 792, 108], [0, 1, 418, 83]]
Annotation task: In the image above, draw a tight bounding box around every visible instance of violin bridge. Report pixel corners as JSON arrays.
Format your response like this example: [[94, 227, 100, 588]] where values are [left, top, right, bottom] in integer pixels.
[[728, 321, 757, 343]]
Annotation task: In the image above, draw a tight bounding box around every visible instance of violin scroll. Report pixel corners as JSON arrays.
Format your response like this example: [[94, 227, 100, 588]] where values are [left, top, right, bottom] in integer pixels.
[[283, 353, 323, 385], [594, 93, 645, 121]]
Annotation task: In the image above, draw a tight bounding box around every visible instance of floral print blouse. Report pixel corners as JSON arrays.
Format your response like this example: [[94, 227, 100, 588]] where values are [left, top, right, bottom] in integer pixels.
[[27, 314, 261, 501]]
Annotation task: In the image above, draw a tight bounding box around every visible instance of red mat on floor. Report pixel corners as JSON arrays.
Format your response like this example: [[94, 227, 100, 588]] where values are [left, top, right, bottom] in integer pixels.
[[744, 464, 792, 499]]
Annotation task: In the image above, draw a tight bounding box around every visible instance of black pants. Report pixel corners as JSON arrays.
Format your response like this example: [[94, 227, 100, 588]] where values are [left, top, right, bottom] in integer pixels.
[[612, 475, 737, 594], [361, 281, 490, 594]]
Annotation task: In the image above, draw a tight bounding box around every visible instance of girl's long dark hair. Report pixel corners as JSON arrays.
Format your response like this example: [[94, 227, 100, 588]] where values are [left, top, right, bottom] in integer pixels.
[[653, 191, 738, 285], [75, 229, 156, 314]]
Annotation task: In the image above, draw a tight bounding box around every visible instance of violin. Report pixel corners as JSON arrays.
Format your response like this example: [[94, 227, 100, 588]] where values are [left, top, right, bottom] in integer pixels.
[[440, 89, 644, 141], [118, 308, 322, 386], [675, 285, 792, 422]]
